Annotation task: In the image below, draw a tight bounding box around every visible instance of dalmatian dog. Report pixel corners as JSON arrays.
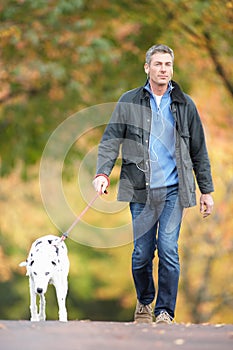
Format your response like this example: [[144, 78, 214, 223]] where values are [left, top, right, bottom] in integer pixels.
[[19, 235, 69, 322]]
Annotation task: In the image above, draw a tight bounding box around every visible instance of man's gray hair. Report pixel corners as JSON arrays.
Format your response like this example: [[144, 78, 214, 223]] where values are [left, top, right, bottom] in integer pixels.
[[145, 44, 174, 64]]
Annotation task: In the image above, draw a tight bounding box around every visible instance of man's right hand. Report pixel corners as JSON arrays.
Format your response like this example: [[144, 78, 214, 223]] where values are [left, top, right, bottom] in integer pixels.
[[92, 174, 110, 195]]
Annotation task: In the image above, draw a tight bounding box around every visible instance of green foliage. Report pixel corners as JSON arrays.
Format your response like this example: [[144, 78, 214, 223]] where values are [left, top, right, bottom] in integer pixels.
[[1, 0, 232, 175]]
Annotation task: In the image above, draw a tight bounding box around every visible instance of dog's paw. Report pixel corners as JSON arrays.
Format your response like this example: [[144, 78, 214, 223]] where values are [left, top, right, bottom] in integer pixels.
[[38, 314, 46, 321], [59, 308, 67, 322], [31, 316, 39, 322]]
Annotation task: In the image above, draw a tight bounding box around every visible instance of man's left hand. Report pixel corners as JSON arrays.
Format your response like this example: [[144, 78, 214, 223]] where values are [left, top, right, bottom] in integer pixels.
[[200, 193, 214, 218]]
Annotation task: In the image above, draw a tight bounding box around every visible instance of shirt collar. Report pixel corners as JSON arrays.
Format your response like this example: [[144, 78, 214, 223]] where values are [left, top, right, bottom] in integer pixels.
[[144, 80, 173, 96]]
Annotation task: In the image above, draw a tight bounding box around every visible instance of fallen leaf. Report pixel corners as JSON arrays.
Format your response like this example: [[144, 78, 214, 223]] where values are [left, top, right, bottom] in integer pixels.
[[174, 338, 185, 345]]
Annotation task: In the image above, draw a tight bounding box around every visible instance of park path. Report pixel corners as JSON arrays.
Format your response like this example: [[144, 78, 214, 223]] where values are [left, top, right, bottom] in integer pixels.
[[0, 320, 232, 350]]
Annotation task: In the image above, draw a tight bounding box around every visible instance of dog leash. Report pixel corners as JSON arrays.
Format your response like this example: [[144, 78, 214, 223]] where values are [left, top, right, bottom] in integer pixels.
[[60, 191, 101, 242]]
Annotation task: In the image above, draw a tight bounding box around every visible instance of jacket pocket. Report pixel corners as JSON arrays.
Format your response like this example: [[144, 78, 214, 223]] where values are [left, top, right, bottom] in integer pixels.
[[120, 162, 146, 190], [122, 127, 146, 164]]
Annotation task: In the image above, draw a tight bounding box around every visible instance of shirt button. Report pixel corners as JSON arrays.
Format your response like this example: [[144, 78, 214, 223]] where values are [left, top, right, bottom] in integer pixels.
[[145, 140, 148, 143], [146, 182, 149, 186]]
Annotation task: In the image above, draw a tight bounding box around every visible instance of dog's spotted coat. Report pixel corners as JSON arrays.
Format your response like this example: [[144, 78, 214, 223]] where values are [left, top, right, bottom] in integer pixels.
[[19, 235, 69, 322]]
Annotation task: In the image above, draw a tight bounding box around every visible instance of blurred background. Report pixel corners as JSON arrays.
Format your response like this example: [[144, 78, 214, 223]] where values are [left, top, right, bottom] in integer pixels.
[[0, 0, 232, 323]]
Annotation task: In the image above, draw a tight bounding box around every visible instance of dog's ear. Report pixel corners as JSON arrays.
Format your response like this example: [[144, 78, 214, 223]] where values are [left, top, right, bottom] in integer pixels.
[[19, 261, 29, 276]]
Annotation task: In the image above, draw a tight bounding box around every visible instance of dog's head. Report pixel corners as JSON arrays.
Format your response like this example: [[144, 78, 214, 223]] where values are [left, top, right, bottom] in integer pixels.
[[27, 257, 58, 294]]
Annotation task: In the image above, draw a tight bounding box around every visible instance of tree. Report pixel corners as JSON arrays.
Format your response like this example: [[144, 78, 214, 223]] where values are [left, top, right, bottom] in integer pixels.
[[1, 0, 232, 176]]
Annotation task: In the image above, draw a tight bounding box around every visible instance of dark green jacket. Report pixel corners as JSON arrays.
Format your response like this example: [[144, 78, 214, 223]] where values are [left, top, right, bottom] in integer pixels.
[[96, 80, 214, 207]]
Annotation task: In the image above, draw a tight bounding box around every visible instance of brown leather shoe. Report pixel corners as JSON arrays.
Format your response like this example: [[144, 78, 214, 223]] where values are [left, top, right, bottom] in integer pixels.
[[134, 300, 153, 324]]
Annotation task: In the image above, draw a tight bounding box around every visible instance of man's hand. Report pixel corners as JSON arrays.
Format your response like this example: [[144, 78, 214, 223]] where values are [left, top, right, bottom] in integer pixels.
[[92, 174, 110, 195], [200, 193, 214, 218]]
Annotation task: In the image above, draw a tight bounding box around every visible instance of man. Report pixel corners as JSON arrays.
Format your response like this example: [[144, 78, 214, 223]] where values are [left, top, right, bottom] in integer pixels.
[[93, 44, 214, 324]]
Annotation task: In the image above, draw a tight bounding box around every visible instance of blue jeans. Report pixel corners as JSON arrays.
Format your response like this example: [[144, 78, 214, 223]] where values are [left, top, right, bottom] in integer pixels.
[[130, 185, 183, 319]]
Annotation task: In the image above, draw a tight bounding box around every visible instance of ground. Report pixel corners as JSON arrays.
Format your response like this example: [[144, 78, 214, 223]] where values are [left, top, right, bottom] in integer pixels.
[[0, 321, 232, 350]]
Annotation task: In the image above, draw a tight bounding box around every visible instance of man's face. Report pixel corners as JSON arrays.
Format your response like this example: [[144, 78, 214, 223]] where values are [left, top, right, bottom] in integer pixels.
[[144, 52, 173, 87]]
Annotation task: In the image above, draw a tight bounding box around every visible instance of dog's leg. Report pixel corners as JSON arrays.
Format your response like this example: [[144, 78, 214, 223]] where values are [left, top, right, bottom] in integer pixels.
[[39, 294, 46, 321], [55, 279, 68, 322], [29, 277, 39, 321]]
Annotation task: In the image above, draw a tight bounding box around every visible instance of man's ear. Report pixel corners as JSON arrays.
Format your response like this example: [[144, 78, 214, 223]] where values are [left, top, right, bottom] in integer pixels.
[[144, 63, 149, 75]]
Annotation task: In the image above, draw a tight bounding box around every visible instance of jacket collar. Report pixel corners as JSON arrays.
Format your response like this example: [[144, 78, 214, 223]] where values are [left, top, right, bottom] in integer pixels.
[[141, 79, 186, 104], [170, 80, 186, 104]]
